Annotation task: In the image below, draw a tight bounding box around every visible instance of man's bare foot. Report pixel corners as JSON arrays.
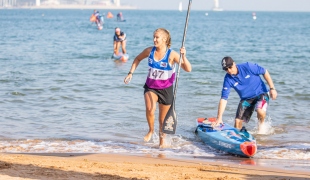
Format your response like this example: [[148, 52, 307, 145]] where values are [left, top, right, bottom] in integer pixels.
[[258, 122, 267, 134], [144, 132, 153, 142]]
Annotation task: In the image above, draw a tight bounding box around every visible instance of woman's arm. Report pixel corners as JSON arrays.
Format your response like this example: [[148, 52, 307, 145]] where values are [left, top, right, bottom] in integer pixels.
[[124, 47, 152, 84], [172, 47, 192, 72], [113, 41, 117, 54]]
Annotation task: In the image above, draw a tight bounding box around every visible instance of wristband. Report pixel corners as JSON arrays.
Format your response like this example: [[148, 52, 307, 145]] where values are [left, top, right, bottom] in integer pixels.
[[128, 72, 133, 75], [270, 88, 275, 90]]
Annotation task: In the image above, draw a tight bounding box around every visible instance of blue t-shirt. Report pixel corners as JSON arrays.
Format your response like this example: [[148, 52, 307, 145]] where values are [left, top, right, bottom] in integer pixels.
[[221, 62, 268, 100]]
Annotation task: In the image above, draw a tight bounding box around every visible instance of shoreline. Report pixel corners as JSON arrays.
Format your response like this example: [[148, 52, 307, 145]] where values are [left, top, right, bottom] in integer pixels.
[[0, 153, 309, 180]]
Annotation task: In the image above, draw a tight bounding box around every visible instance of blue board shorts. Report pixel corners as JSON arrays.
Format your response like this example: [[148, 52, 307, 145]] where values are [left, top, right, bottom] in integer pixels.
[[235, 93, 269, 123], [143, 84, 173, 105]]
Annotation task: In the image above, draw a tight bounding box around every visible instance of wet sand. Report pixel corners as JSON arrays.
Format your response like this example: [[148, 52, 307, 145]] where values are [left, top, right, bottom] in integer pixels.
[[0, 153, 309, 180]]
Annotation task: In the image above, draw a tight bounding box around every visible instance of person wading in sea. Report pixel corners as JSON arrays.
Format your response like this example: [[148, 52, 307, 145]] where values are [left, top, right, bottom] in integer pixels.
[[113, 27, 127, 55], [212, 56, 277, 134], [123, 28, 192, 147]]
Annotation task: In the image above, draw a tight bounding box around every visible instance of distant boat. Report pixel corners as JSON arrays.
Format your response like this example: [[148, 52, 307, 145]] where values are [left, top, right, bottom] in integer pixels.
[[213, 0, 223, 11], [179, 2, 182, 12], [252, 12, 257, 20]]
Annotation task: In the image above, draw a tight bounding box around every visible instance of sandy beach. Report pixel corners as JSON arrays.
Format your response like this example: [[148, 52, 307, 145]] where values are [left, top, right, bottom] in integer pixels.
[[1, 8, 310, 180], [0, 153, 309, 180]]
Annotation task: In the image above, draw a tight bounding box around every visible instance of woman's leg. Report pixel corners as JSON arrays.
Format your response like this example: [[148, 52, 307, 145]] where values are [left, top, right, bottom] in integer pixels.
[[121, 40, 126, 54], [158, 103, 171, 147], [144, 91, 158, 142], [115, 42, 121, 55]]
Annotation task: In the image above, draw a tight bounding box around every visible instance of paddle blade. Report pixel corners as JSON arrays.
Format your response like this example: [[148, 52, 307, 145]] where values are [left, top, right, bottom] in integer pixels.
[[162, 104, 177, 134]]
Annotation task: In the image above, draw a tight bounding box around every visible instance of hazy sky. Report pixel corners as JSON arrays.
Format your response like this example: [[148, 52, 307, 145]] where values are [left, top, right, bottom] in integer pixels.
[[121, 0, 310, 12]]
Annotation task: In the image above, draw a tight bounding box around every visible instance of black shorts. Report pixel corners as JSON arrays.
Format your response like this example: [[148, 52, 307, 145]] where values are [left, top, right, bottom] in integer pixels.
[[235, 93, 269, 123], [143, 84, 173, 105]]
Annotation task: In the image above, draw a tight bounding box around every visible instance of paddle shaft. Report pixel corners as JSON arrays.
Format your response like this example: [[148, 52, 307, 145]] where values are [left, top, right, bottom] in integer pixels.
[[173, 0, 192, 104], [162, 0, 192, 134]]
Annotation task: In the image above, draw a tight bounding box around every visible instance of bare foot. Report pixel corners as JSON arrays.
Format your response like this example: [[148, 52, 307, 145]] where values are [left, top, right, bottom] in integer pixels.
[[144, 132, 153, 142], [159, 134, 166, 148], [159, 143, 169, 149], [159, 144, 166, 149]]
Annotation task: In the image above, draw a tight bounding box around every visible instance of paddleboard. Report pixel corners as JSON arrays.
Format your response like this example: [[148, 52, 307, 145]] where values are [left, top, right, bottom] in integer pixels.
[[195, 117, 257, 158], [112, 53, 129, 62], [97, 23, 103, 30]]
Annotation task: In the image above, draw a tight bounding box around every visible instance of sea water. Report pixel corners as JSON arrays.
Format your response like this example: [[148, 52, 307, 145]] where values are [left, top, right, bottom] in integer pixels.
[[0, 9, 309, 171]]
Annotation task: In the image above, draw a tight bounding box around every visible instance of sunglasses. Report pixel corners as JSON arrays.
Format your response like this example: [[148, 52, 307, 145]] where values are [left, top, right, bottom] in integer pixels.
[[223, 66, 233, 71]]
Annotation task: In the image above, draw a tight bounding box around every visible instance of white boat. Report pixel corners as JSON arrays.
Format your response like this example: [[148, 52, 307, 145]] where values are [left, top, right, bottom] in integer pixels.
[[213, 0, 223, 11], [179, 2, 182, 12], [252, 12, 257, 20]]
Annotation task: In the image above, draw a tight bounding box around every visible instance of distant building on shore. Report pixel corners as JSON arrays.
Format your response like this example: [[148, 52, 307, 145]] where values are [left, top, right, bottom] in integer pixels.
[[0, 0, 136, 9], [1, 0, 17, 7]]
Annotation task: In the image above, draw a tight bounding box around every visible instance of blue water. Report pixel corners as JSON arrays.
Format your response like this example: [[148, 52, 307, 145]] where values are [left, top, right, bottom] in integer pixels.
[[0, 9, 310, 170]]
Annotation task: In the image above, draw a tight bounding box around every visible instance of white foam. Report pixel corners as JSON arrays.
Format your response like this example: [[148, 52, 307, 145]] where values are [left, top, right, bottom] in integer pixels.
[[1, 135, 309, 160], [0, 137, 216, 158], [252, 116, 275, 135], [255, 143, 310, 160]]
